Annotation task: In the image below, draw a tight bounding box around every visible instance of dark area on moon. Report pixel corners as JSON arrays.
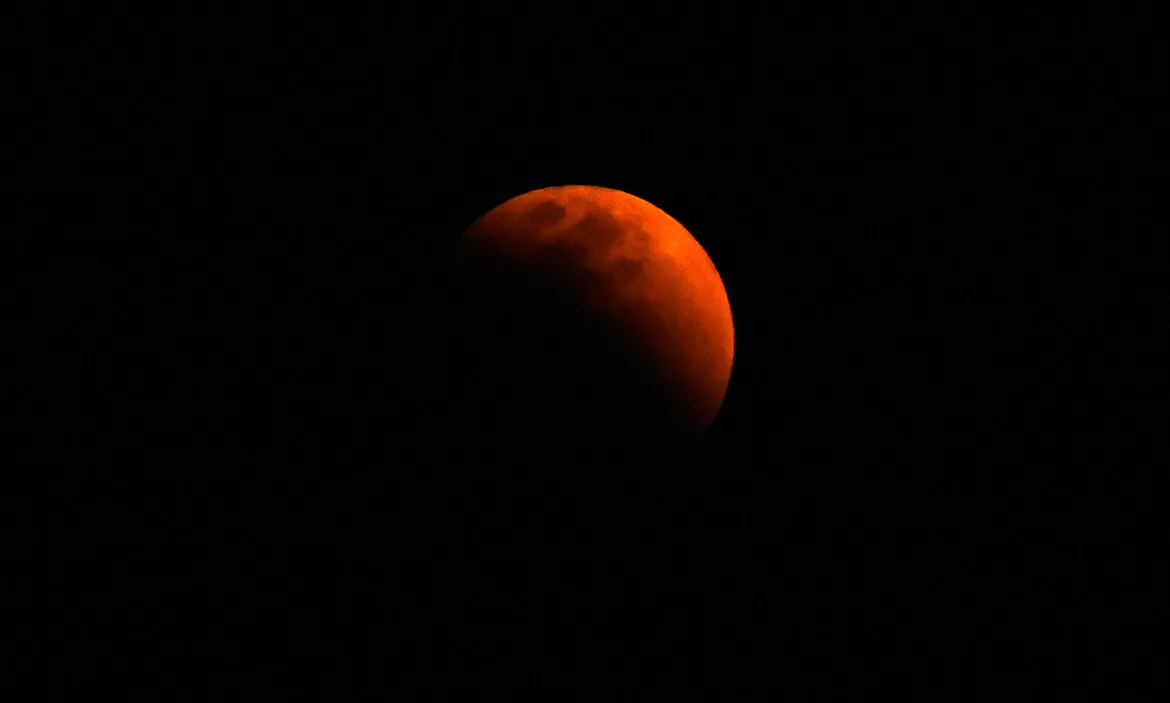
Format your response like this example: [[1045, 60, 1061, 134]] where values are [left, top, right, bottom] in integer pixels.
[[485, 195, 653, 294], [527, 199, 567, 229], [437, 227, 693, 465]]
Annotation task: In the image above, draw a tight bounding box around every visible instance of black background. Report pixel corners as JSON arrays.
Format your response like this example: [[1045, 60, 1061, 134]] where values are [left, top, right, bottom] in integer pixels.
[[45, 6, 1161, 698]]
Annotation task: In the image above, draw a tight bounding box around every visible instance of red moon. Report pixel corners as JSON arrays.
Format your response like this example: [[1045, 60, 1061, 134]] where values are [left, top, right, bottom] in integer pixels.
[[456, 185, 734, 437]]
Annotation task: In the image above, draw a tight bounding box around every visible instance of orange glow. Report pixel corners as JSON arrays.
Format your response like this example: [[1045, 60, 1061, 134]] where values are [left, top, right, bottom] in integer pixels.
[[463, 185, 734, 432]]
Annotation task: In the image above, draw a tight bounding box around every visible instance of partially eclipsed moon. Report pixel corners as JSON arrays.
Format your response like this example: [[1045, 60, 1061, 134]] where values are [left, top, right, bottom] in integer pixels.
[[458, 185, 734, 435]]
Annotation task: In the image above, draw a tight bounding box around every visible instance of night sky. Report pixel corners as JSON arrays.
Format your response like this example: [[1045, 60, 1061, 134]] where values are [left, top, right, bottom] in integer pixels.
[[49, 7, 1157, 697]]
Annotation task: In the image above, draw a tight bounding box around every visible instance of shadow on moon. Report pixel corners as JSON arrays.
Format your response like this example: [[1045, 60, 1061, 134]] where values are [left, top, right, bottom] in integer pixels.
[[432, 234, 699, 472]]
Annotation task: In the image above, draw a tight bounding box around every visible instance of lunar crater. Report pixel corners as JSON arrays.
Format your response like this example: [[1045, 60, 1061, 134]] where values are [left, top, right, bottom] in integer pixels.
[[528, 200, 567, 229]]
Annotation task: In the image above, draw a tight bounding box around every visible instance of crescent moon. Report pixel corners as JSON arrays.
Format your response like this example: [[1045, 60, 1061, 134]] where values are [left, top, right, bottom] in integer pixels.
[[459, 185, 734, 434]]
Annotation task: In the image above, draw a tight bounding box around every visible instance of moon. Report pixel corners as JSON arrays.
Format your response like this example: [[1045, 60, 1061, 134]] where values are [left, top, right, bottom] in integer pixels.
[[446, 185, 734, 456]]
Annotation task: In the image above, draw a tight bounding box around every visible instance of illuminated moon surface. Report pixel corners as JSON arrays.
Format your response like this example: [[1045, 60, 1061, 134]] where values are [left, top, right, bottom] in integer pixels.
[[450, 185, 734, 451]]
